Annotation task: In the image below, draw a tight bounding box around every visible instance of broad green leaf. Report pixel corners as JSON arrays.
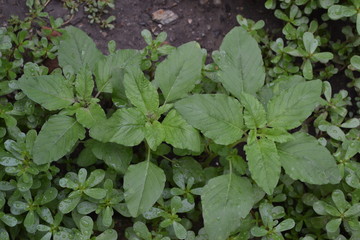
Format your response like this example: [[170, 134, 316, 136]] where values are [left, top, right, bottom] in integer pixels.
[[95, 49, 141, 94], [124, 161, 166, 217], [267, 80, 322, 129], [75, 103, 106, 129], [124, 67, 159, 115], [58, 26, 103, 72], [328, 5, 357, 20], [259, 128, 294, 143], [162, 110, 201, 152], [240, 92, 267, 129], [244, 138, 281, 195], [145, 121, 165, 151], [202, 174, 254, 240], [33, 115, 85, 164], [75, 67, 94, 100], [91, 141, 133, 174], [153, 42, 203, 102], [175, 94, 243, 145], [19, 75, 74, 111], [90, 108, 146, 146], [278, 132, 341, 185], [214, 27, 265, 97]]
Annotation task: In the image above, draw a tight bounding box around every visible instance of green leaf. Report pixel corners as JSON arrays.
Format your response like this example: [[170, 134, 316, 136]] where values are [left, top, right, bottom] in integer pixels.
[[19, 75, 74, 111], [124, 161, 166, 217], [95, 49, 141, 94], [278, 132, 341, 185], [58, 26, 103, 73], [240, 92, 267, 129], [303, 32, 318, 54], [124, 67, 159, 115], [328, 5, 357, 20], [75, 103, 106, 129], [162, 110, 201, 152], [244, 138, 281, 195], [175, 94, 243, 145], [84, 188, 107, 199], [33, 115, 85, 164], [325, 218, 342, 233], [350, 55, 360, 71], [214, 27, 265, 97], [267, 80, 322, 129], [313, 52, 333, 63], [202, 174, 254, 240], [260, 128, 294, 143], [332, 190, 350, 213], [59, 196, 81, 214], [274, 219, 295, 232], [173, 221, 187, 239], [145, 121, 165, 151], [303, 59, 313, 80], [95, 229, 118, 240], [75, 67, 94, 100], [153, 42, 203, 103], [90, 108, 146, 146], [344, 203, 360, 217], [357, 13, 360, 35], [91, 141, 132, 174]]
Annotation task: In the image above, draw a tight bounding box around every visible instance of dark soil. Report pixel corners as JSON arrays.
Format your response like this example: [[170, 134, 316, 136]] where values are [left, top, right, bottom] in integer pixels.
[[0, 0, 282, 53]]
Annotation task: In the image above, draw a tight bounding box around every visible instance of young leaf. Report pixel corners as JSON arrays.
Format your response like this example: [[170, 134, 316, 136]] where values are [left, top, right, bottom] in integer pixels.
[[244, 138, 281, 195], [175, 94, 243, 145], [303, 32, 318, 54], [90, 108, 146, 146], [95, 49, 141, 94], [33, 115, 85, 164], [145, 121, 165, 151], [75, 103, 106, 129], [58, 26, 103, 73], [328, 5, 357, 20], [19, 75, 74, 111], [124, 161, 166, 217], [267, 80, 322, 130], [124, 66, 159, 115], [153, 42, 203, 103], [162, 110, 201, 152], [202, 174, 254, 240], [75, 67, 94, 100], [91, 142, 133, 174], [278, 132, 341, 185], [240, 92, 267, 129], [260, 128, 294, 143], [214, 27, 265, 98]]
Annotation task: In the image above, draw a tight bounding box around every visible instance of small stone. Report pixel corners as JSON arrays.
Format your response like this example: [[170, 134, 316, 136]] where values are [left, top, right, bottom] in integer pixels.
[[100, 31, 108, 37], [213, 0, 221, 5], [188, 19, 193, 24], [152, 9, 179, 25], [199, 0, 208, 4]]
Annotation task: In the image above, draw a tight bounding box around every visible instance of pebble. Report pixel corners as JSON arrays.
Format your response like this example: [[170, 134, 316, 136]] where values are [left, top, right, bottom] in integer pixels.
[[152, 9, 179, 25]]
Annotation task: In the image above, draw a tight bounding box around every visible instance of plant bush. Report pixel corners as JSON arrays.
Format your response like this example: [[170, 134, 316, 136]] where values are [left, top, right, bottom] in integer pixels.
[[0, 0, 359, 239]]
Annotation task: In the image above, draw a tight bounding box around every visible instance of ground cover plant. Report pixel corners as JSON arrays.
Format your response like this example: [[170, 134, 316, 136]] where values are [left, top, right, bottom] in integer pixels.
[[0, 0, 359, 239]]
